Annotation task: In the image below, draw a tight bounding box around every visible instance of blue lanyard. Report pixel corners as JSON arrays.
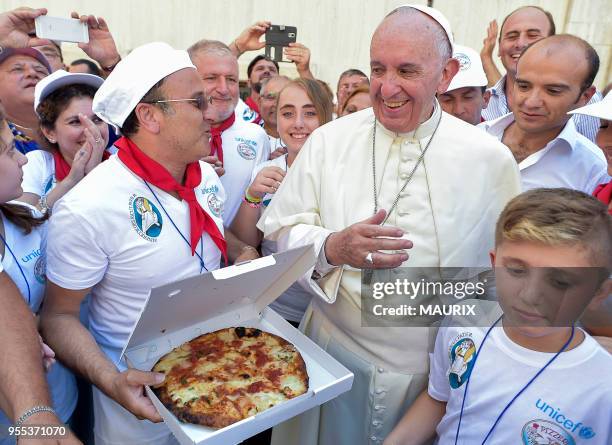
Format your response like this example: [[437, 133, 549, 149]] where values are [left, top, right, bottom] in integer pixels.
[[0, 233, 31, 305], [454, 315, 575, 445], [143, 181, 208, 274]]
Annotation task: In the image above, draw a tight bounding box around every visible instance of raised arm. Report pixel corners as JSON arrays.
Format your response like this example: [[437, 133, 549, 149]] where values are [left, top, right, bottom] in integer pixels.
[[480, 20, 502, 87], [229, 21, 271, 59]]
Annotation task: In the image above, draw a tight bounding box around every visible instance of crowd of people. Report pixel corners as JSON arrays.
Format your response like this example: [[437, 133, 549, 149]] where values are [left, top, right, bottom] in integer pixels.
[[0, 3, 610, 445]]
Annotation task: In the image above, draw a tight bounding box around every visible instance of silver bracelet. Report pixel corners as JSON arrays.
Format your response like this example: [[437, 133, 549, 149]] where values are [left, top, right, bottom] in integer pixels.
[[15, 405, 56, 427], [38, 195, 50, 215]]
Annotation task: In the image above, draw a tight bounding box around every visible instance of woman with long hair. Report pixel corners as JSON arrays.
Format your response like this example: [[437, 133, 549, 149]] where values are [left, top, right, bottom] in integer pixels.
[[232, 78, 333, 323]]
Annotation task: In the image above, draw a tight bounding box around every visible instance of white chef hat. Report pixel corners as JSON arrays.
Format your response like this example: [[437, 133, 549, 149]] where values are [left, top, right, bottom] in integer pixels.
[[447, 44, 488, 92], [92, 42, 195, 131]]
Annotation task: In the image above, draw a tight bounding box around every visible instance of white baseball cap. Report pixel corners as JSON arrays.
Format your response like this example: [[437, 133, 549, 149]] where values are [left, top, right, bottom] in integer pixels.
[[92, 42, 195, 130], [34, 69, 104, 116], [394, 4, 454, 47], [446, 44, 488, 92], [568, 91, 612, 121]]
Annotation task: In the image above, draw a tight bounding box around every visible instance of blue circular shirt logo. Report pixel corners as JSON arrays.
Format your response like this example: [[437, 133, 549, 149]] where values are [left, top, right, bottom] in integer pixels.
[[130, 196, 163, 240], [448, 337, 476, 388]]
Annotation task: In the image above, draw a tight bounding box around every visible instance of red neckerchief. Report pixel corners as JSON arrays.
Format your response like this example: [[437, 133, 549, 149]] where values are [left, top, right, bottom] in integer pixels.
[[245, 96, 260, 115], [52, 149, 110, 181], [115, 137, 228, 262], [209, 113, 236, 164], [593, 181, 612, 215]]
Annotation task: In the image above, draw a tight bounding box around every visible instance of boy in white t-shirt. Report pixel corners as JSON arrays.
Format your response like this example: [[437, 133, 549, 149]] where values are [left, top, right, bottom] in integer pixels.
[[384, 188, 612, 445]]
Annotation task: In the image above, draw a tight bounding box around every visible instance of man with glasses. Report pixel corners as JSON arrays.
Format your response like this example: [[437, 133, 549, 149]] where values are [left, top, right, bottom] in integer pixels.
[[40, 42, 259, 445], [188, 40, 271, 226], [258, 75, 290, 158]]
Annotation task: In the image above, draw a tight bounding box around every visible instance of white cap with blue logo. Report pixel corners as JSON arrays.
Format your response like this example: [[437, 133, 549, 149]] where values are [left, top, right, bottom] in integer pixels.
[[447, 44, 488, 92]]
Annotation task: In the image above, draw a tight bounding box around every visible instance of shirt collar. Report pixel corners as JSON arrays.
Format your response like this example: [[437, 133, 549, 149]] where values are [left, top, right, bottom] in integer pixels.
[[489, 75, 507, 98], [553, 118, 579, 151], [484, 112, 579, 152], [377, 98, 442, 141]]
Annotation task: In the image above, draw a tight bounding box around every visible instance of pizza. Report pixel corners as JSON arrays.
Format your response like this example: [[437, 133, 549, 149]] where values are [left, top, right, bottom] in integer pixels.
[[151, 327, 309, 428]]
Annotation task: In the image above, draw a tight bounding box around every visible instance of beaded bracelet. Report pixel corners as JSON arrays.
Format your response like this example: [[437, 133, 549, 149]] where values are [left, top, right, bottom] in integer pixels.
[[243, 196, 262, 208], [15, 405, 56, 427], [244, 190, 262, 204]]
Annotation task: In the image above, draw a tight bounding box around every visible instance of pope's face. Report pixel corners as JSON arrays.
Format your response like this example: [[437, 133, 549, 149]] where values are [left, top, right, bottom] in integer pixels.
[[369, 16, 456, 133]]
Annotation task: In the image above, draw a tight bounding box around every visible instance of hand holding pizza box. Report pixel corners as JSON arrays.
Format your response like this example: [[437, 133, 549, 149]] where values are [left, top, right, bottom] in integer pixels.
[[121, 245, 354, 445]]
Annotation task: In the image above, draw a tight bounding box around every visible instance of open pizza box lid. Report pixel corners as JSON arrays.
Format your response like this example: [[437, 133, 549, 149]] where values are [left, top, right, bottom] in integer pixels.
[[121, 245, 354, 445]]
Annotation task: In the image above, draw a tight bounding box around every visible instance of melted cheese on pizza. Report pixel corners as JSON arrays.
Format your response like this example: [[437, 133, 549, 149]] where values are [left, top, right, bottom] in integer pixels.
[[152, 327, 308, 428]]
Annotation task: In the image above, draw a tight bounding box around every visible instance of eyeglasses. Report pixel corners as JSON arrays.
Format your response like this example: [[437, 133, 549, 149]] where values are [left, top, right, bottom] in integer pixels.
[[261, 92, 279, 101], [144, 95, 212, 111]]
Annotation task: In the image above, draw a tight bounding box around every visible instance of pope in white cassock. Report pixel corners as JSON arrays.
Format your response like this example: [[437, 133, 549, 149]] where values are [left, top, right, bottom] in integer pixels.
[[260, 5, 521, 445]]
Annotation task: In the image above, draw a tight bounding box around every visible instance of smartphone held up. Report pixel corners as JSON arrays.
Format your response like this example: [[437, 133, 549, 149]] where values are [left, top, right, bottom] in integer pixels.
[[34, 16, 89, 44], [265, 24, 297, 62]]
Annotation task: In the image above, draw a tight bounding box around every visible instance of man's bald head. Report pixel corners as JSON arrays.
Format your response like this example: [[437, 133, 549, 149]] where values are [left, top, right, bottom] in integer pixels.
[[520, 34, 599, 93], [381, 6, 452, 63]]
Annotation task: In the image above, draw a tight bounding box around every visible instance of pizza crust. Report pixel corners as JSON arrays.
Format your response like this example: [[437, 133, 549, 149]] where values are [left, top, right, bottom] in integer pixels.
[[151, 327, 309, 428]]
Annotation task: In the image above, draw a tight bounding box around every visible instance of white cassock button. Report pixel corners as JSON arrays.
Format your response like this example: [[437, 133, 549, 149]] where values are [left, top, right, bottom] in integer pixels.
[[399, 173, 408, 180], [370, 436, 378, 441], [374, 404, 384, 410], [401, 156, 412, 162], [377, 367, 384, 373], [375, 388, 384, 394]]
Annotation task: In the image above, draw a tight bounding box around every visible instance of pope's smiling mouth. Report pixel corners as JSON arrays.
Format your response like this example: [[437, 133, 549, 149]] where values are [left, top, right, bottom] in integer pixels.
[[383, 99, 409, 109]]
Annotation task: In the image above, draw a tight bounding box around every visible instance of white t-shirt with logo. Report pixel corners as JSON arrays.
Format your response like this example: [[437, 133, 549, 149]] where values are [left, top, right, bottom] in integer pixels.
[[0, 203, 77, 428], [22, 150, 56, 198], [46, 156, 225, 370], [250, 155, 312, 322], [219, 118, 270, 225], [21, 149, 117, 199], [429, 303, 612, 445]]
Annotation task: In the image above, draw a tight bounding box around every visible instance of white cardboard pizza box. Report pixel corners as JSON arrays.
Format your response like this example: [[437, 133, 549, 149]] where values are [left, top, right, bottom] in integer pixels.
[[121, 245, 354, 445]]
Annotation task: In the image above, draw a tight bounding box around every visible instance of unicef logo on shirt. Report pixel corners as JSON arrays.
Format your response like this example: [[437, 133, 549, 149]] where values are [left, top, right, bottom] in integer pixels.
[[207, 193, 223, 218], [522, 420, 576, 445], [129, 195, 163, 242], [455, 52, 471, 71], [447, 334, 476, 389], [237, 143, 256, 160]]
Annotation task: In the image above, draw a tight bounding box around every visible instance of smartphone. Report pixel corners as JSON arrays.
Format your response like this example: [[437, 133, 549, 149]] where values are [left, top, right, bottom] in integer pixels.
[[265, 25, 297, 62], [35, 16, 89, 44]]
